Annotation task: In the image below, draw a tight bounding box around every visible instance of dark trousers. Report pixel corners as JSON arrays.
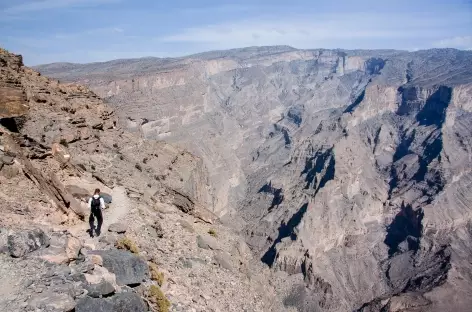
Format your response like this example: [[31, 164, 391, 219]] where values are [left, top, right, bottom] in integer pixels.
[[89, 208, 103, 235]]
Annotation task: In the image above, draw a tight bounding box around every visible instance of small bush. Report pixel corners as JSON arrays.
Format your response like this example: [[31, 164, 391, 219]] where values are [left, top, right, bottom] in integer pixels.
[[135, 163, 142, 171], [149, 262, 165, 286], [208, 229, 217, 237], [59, 139, 69, 147], [149, 285, 170, 312], [115, 237, 139, 254]]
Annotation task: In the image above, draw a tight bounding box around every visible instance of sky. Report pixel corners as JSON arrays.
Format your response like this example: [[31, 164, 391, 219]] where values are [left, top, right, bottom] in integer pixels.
[[0, 0, 471, 65]]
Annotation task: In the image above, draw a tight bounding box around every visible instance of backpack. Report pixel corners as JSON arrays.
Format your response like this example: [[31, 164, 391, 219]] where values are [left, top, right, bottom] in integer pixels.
[[91, 197, 101, 211]]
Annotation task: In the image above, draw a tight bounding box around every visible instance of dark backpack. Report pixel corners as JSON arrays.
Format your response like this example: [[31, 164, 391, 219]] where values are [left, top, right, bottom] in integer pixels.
[[91, 197, 101, 211]]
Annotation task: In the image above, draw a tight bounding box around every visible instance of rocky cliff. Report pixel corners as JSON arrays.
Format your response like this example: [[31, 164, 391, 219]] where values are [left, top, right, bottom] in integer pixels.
[[35, 46, 472, 311], [0, 47, 290, 312]]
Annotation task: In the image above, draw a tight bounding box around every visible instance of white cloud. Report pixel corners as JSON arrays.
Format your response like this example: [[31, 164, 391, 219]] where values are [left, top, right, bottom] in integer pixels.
[[3, 0, 119, 14], [159, 12, 460, 49], [433, 36, 472, 50]]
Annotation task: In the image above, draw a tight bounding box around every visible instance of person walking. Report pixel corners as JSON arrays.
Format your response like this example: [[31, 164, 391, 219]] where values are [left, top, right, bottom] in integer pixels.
[[88, 188, 105, 237]]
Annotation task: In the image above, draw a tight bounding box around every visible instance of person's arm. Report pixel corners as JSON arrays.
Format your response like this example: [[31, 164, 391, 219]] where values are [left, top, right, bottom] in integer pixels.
[[100, 197, 106, 209], [87, 198, 92, 209]]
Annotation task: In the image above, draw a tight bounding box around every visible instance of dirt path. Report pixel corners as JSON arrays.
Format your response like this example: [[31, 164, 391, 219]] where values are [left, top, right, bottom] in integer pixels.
[[104, 186, 129, 228], [69, 186, 130, 241]]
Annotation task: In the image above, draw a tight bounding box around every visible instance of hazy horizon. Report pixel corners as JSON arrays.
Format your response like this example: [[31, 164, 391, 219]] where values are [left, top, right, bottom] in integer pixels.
[[1, 0, 471, 65]]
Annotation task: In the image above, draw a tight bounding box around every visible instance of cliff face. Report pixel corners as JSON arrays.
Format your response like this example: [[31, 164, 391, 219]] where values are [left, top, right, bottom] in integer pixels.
[[35, 47, 472, 311]]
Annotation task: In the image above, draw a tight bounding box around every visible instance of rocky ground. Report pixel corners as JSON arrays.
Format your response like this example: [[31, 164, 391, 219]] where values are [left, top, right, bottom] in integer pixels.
[[0, 47, 292, 312]]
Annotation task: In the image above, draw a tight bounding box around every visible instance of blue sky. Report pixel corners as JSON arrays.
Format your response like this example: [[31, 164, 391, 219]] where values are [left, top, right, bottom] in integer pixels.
[[0, 0, 471, 65]]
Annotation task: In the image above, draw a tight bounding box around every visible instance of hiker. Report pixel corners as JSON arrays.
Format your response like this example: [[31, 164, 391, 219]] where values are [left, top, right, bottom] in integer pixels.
[[88, 188, 105, 237]]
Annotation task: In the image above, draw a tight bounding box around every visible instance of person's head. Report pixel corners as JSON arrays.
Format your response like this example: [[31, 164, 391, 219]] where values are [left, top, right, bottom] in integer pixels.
[[94, 188, 100, 195]]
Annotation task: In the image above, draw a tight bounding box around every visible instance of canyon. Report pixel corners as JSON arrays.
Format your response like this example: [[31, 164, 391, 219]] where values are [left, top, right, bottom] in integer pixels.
[[4, 45, 472, 311]]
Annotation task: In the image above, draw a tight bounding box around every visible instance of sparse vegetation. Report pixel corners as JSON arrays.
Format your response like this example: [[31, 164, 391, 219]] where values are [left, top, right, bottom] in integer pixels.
[[149, 285, 170, 312], [143, 157, 148, 164], [149, 262, 165, 286], [135, 163, 142, 171], [208, 229, 217, 237], [115, 237, 139, 254]]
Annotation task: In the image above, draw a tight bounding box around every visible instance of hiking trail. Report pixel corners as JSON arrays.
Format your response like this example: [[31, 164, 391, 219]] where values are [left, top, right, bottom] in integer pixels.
[[69, 186, 130, 241]]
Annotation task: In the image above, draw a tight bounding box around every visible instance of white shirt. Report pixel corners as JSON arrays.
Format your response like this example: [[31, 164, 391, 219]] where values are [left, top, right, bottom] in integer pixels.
[[88, 194, 106, 209]]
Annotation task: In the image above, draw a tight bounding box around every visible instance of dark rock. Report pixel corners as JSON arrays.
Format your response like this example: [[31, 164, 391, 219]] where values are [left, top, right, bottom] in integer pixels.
[[85, 280, 115, 298], [75, 292, 146, 312], [8, 228, 50, 257], [94, 249, 149, 286], [151, 221, 164, 238], [108, 223, 127, 234], [111, 292, 147, 312], [172, 191, 195, 213], [75, 296, 115, 312]]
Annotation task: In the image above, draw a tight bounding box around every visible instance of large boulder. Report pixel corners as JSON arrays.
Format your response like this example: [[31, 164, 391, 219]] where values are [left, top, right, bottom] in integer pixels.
[[36, 233, 82, 264], [85, 280, 115, 298], [75, 296, 114, 312], [111, 292, 148, 312], [93, 249, 149, 286], [7, 228, 50, 257], [76, 293, 147, 312]]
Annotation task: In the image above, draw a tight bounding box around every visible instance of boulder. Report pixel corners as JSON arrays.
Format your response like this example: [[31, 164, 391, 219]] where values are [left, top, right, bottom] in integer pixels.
[[84, 265, 117, 288], [76, 293, 146, 312], [214, 251, 234, 271], [65, 236, 83, 260], [27, 292, 75, 312], [108, 223, 127, 234], [1, 155, 14, 165], [75, 296, 115, 312], [8, 228, 50, 257], [51, 142, 71, 164], [85, 280, 115, 298], [196, 234, 220, 251], [94, 249, 149, 286], [111, 292, 148, 312]]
